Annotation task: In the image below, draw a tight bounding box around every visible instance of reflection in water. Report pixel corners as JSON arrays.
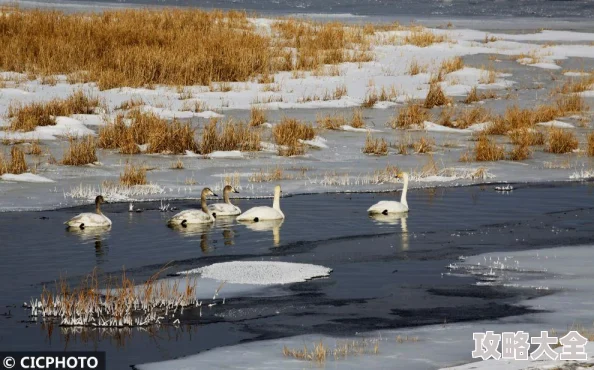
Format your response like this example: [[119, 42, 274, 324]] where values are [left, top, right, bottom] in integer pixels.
[[240, 219, 284, 246], [222, 228, 235, 246], [65, 227, 111, 263], [369, 213, 409, 250], [168, 223, 212, 252]]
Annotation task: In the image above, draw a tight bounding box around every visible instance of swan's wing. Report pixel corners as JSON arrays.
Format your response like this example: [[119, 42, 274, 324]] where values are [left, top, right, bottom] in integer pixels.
[[168, 209, 212, 224], [65, 213, 111, 227], [367, 201, 408, 214], [207, 203, 241, 216], [236, 206, 283, 221]]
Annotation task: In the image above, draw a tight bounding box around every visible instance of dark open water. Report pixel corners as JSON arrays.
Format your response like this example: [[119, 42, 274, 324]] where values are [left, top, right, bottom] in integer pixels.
[[16, 0, 594, 18], [1, 182, 594, 369]]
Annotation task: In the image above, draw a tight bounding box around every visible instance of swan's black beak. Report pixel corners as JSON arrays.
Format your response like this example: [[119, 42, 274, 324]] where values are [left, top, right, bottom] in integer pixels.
[[234, 189, 239, 194], [212, 193, 219, 197]]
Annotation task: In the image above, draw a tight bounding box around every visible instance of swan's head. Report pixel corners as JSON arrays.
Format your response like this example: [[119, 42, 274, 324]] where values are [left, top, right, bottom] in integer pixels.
[[396, 172, 409, 181], [224, 185, 239, 194], [95, 195, 106, 205], [274, 184, 282, 197], [202, 187, 218, 197]]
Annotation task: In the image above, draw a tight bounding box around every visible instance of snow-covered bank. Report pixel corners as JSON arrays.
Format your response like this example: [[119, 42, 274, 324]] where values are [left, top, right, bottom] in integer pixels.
[[136, 244, 594, 370]]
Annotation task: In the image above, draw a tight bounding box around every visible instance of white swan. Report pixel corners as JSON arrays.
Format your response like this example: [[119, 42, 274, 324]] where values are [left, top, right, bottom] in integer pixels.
[[237, 185, 284, 222], [367, 172, 409, 215], [207, 185, 241, 217], [167, 188, 218, 226], [65, 195, 111, 229]]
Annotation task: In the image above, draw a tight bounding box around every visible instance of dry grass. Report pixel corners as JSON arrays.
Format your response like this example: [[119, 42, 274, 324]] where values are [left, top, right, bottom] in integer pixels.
[[351, 108, 365, 128], [390, 103, 430, 129], [116, 98, 144, 111], [61, 136, 98, 166], [171, 158, 184, 169], [201, 118, 261, 154], [588, 132, 594, 156], [120, 163, 147, 186], [474, 134, 505, 161], [25, 140, 43, 156], [463, 87, 497, 104], [98, 110, 199, 154], [413, 136, 434, 154], [546, 128, 578, 154], [508, 128, 545, 146], [0, 8, 379, 89], [555, 75, 594, 94], [316, 113, 347, 130], [407, 59, 427, 75], [273, 117, 315, 146], [508, 142, 531, 161], [8, 90, 100, 131], [440, 56, 464, 74], [424, 83, 450, 108], [404, 28, 448, 47], [479, 66, 497, 84], [555, 94, 589, 114], [362, 133, 388, 155], [283, 339, 380, 363], [453, 107, 491, 129], [0, 146, 29, 175], [248, 165, 298, 182], [249, 106, 267, 127]]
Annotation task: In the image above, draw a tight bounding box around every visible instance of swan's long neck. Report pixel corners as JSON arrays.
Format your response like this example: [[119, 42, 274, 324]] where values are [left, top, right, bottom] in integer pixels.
[[224, 188, 231, 204], [201, 192, 209, 213], [273, 189, 281, 211], [95, 201, 102, 215], [400, 174, 409, 208]]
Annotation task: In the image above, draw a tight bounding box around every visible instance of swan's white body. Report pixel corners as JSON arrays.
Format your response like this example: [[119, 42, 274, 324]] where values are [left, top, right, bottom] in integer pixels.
[[207, 186, 241, 216], [368, 172, 409, 215], [208, 203, 241, 216], [168, 209, 214, 225], [168, 188, 217, 225], [237, 185, 284, 222], [65, 212, 111, 228], [65, 195, 111, 228]]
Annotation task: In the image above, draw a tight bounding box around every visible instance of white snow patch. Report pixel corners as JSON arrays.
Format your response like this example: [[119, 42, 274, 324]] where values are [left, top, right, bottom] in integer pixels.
[[537, 120, 575, 129], [299, 136, 328, 149], [563, 71, 591, 77], [340, 125, 380, 133], [527, 62, 562, 70], [423, 121, 471, 134], [1, 173, 54, 183], [207, 150, 244, 159], [178, 261, 332, 285]]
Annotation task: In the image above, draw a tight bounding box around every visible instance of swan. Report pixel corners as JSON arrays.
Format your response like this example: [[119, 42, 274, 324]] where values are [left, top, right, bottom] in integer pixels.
[[236, 185, 284, 222], [367, 172, 409, 215], [167, 188, 218, 226], [207, 185, 241, 217], [65, 195, 111, 229]]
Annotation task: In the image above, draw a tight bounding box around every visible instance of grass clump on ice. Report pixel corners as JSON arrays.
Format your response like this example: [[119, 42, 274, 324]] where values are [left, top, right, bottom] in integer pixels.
[[316, 113, 347, 130], [546, 128, 578, 154], [200, 118, 261, 154], [282, 338, 380, 363], [98, 110, 199, 155], [0, 146, 29, 175], [473, 134, 505, 161], [8, 90, 100, 131], [120, 163, 147, 186], [61, 136, 98, 166], [588, 132, 594, 157], [273, 117, 315, 157], [362, 133, 388, 155], [390, 103, 430, 129], [249, 106, 267, 127]]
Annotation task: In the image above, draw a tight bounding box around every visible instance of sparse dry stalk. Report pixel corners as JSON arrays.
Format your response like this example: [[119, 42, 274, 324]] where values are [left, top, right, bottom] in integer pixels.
[[201, 118, 261, 154], [413, 136, 434, 153], [171, 158, 184, 169], [26, 140, 43, 156], [588, 132, 594, 156], [120, 163, 147, 186], [61, 136, 98, 166], [463, 87, 497, 104], [404, 28, 447, 47], [362, 133, 388, 155], [440, 56, 464, 74], [454, 107, 491, 129], [546, 128, 578, 154], [509, 142, 531, 161]]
